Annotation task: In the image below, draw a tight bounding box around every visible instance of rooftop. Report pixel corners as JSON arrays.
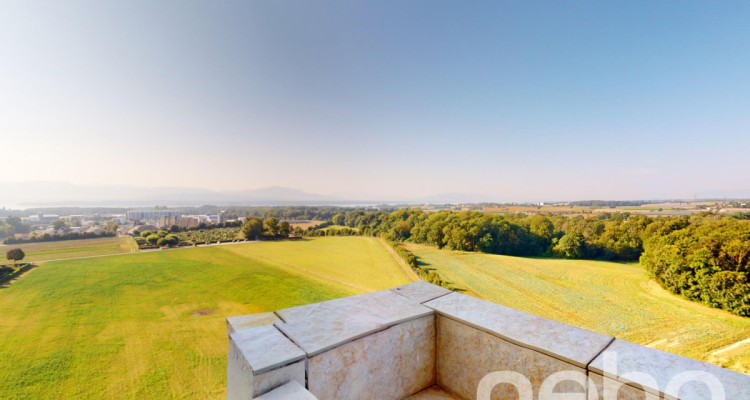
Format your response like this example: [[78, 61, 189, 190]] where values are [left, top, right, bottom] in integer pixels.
[[226, 280, 749, 400]]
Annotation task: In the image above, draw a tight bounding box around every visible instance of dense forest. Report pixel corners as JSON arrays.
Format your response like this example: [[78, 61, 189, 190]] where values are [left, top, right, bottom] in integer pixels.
[[641, 219, 750, 316]]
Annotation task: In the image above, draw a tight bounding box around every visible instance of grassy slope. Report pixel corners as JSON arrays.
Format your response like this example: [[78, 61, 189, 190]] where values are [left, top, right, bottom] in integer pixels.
[[405, 243, 750, 373], [0, 237, 137, 263], [0, 237, 413, 400]]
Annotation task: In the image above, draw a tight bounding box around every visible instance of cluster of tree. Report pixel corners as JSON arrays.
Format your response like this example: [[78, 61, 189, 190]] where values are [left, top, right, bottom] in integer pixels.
[[1, 248, 28, 284], [241, 217, 291, 240], [730, 212, 750, 220], [138, 230, 180, 247], [175, 228, 242, 245], [0, 216, 32, 239], [726, 200, 750, 209], [304, 226, 359, 237], [4, 230, 116, 245], [641, 219, 750, 317]]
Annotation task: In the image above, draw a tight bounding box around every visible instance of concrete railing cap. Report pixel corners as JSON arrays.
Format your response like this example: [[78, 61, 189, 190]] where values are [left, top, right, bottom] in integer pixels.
[[229, 324, 306, 375], [226, 312, 280, 335], [391, 280, 453, 303], [274, 289, 433, 356], [425, 292, 614, 367], [589, 338, 750, 400]]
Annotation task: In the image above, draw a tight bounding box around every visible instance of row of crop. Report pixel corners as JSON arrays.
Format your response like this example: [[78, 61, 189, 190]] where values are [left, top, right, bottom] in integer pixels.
[[176, 228, 242, 244], [385, 240, 454, 290], [133, 227, 244, 249]]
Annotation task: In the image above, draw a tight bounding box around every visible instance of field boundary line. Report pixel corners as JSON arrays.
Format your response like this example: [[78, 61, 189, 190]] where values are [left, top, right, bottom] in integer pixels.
[[377, 238, 419, 281]]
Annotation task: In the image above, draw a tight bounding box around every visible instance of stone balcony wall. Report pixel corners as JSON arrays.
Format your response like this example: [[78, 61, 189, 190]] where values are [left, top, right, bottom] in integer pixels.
[[226, 281, 749, 400]]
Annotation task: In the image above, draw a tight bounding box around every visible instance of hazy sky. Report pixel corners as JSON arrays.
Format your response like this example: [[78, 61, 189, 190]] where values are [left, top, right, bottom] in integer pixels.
[[1, 1, 749, 201]]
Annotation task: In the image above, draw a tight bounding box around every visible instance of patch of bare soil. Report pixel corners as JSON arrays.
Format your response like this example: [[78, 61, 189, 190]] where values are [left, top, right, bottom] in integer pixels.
[[191, 309, 218, 316]]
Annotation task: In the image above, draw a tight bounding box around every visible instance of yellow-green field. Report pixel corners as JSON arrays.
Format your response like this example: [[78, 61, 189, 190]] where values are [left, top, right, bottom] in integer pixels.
[[404, 243, 750, 373], [0, 237, 412, 400], [0, 237, 138, 263]]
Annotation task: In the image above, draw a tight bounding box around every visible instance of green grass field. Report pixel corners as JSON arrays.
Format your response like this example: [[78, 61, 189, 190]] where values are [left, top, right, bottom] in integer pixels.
[[0, 237, 138, 263], [404, 243, 750, 373], [0, 237, 413, 400]]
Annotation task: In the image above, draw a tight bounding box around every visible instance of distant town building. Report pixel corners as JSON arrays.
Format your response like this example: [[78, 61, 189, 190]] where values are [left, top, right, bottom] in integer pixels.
[[27, 213, 60, 225], [127, 224, 158, 235], [126, 210, 182, 221], [160, 216, 201, 229]]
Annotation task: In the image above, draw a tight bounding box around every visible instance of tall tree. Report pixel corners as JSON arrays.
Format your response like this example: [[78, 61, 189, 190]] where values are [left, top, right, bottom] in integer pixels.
[[279, 221, 291, 237], [242, 217, 264, 240], [6, 248, 25, 266], [52, 219, 68, 231], [264, 217, 279, 236]]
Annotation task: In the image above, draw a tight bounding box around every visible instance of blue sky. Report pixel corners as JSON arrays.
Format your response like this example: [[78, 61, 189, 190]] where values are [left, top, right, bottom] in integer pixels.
[[1, 1, 749, 201]]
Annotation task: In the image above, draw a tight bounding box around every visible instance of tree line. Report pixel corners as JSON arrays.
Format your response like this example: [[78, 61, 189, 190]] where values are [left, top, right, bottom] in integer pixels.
[[3, 230, 116, 245]]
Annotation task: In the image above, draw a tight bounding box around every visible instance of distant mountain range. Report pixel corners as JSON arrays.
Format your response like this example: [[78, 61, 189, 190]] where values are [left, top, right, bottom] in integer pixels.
[[0, 181, 501, 209]]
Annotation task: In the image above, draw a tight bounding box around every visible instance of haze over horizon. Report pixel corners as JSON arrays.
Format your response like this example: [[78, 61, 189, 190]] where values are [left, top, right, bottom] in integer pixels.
[[2, 1, 749, 201]]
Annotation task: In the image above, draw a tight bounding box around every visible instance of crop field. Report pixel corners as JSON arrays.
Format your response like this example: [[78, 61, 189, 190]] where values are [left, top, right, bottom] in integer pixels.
[[0, 237, 137, 263], [404, 243, 750, 373], [0, 237, 413, 400], [175, 227, 242, 244]]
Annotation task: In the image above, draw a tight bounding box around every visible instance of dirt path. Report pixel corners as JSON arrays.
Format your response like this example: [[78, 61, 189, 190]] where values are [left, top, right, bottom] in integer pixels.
[[711, 338, 750, 356]]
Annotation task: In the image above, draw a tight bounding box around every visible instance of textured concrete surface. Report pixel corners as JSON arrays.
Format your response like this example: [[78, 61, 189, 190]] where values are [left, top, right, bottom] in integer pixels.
[[436, 315, 586, 400], [275, 289, 433, 356], [229, 324, 305, 374], [307, 315, 435, 400], [227, 338, 255, 400], [255, 380, 319, 400], [226, 312, 280, 335], [404, 385, 464, 400], [425, 292, 613, 367], [254, 362, 307, 399], [590, 339, 750, 400], [227, 324, 307, 400], [391, 280, 452, 304], [589, 372, 660, 400]]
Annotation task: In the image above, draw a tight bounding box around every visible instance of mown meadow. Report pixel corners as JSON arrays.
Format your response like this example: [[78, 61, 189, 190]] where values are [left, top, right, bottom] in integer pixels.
[[0, 237, 412, 399], [0, 237, 137, 264], [405, 243, 750, 373]]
